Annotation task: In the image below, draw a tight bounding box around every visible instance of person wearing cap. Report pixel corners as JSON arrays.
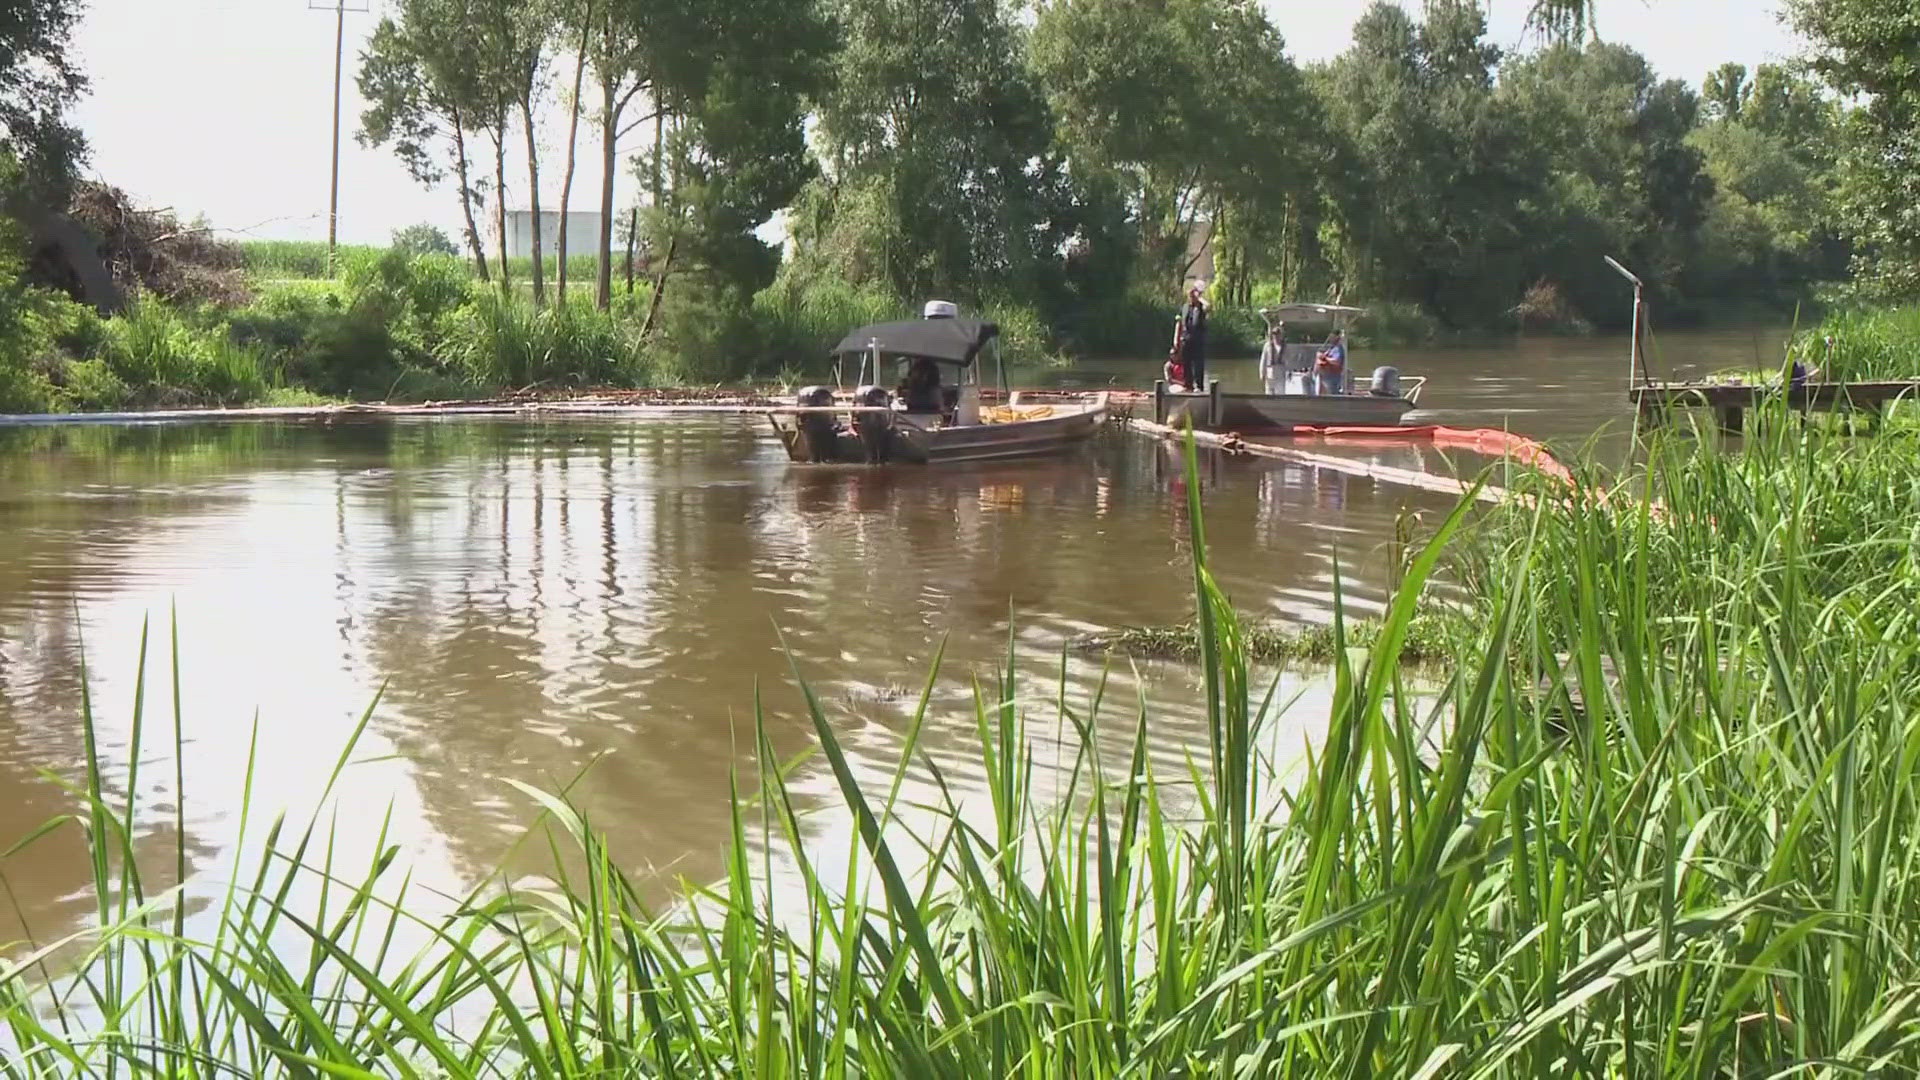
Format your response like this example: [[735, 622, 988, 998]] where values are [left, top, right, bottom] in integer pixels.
[[1175, 283, 1209, 391]]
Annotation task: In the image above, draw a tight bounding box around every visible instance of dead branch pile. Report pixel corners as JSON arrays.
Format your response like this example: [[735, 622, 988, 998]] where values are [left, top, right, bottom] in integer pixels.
[[66, 182, 250, 306]]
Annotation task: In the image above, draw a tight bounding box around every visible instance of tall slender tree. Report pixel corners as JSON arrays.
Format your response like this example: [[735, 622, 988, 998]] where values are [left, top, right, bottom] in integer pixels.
[[555, 0, 595, 302], [357, 5, 493, 281], [475, 0, 554, 306]]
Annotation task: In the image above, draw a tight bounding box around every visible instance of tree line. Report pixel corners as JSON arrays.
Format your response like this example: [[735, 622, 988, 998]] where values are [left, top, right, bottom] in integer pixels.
[[4, 0, 1918, 365]]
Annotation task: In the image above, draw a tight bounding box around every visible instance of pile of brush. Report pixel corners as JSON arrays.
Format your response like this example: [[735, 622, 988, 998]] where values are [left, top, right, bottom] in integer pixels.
[[65, 181, 249, 307]]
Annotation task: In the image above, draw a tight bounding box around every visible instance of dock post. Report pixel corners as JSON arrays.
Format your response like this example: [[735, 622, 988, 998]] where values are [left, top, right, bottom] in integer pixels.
[[1153, 379, 1166, 426], [1208, 379, 1223, 428], [1717, 405, 1744, 436]]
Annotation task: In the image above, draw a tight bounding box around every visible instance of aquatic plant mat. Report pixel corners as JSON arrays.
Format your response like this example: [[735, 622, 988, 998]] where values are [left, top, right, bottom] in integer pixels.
[[8, 399, 1920, 1073], [1072, 611, 1454, 668]]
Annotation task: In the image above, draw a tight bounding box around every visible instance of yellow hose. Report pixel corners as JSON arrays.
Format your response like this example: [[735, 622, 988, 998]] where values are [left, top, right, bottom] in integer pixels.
[[983, 405, 1055, 423]]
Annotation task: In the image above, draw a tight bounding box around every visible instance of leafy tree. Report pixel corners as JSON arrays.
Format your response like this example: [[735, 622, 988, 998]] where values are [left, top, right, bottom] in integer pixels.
[[636, 0, 832, 338], [1317, 1, 1541, 324], [1030, 0, 1322, 296], [1784, 0, 1919, 293], [1498, 41, 1714, 322], [1703, 62, 1748, 123], [1687, 63, 1847, 302], [391, 222, 460, 256], [357, 5, 494, 280], [1523, 0, 1598, 44], [0, 0, 87, 202], [1744, 64, 1834, 152], [794, 0, 1056, 304]]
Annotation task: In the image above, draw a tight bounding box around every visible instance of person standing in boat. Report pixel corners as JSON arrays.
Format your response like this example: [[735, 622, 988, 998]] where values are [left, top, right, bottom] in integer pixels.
[[1175, 283, 1209, 391], [1314, 330, 1347, 396], [1261, 321, 1289, 394]]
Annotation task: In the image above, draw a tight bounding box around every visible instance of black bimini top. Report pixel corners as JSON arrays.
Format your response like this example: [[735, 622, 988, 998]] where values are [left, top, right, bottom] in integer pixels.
[[831, 317, 999, 366]]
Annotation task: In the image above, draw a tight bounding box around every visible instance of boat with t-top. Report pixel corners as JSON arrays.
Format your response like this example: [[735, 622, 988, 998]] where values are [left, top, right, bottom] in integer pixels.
[[1153, 303, 1426, 432], [768, 302, 1109, 465]]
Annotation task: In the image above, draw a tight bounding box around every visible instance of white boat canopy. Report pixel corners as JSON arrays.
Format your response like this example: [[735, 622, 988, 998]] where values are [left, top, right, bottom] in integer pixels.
[[1260, 303, 1370, 327]]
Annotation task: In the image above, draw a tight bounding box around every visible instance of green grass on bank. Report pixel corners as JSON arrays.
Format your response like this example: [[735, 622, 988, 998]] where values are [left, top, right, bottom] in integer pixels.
[[8, 411, 1920, 1073]]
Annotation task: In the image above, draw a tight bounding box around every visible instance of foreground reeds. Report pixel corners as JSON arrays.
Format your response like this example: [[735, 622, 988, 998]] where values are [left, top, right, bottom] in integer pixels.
[[6, 406, 1920, 1075]]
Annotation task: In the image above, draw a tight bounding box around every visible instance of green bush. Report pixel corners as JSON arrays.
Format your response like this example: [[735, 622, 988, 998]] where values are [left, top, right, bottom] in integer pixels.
[[228, 285, 400, 398], [746, 278, 902, 379], [978, 300, 1059, 367], [228, 250, 481, 398], [93, 303, 269, 407], [56, 357, 131, 409]]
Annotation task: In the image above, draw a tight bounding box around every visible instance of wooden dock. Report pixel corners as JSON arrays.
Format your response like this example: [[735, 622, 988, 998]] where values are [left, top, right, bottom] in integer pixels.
[[1629, 379, 1920, 433]]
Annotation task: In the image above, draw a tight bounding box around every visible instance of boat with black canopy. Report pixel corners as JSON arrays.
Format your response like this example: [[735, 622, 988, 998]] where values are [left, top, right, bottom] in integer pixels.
[[768, 302, 1109, 465]]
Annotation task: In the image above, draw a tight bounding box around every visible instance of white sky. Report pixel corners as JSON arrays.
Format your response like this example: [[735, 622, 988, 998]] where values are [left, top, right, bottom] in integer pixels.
[[67, 0, 1802, 246]]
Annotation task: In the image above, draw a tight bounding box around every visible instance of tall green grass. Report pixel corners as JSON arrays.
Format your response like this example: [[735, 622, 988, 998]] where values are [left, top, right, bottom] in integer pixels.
[[446, 292, 651, 390], [8, 406, 1920, 1073], [1793, 305, 1920, 381]]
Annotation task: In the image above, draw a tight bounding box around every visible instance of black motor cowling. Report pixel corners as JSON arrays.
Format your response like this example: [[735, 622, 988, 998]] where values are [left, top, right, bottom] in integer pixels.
[[851, 385, 893, 463], [795, 385, 838, 462], [1369, 366, 1401, 398]]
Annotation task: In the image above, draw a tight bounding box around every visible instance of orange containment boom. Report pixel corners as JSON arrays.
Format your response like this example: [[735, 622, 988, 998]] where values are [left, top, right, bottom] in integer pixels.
[[1282, 424, 1574, 485]]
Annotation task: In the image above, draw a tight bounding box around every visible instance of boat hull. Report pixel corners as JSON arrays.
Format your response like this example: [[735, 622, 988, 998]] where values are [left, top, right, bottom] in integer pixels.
[[771, 395, 1109, 465], [1155, 385, 1416, 431]]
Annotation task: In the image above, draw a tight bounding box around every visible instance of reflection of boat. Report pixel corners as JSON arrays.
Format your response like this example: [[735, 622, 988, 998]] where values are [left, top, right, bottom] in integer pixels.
[[769, 304, 1109, 465], [1153, 303, 1426, 431]]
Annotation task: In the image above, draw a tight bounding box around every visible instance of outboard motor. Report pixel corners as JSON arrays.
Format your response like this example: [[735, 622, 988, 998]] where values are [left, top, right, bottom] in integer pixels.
[[794, 385, 838, 462], [851, 384, 894, 463], [1369, 366, 1401, 398], [924, 300, 959, 320]]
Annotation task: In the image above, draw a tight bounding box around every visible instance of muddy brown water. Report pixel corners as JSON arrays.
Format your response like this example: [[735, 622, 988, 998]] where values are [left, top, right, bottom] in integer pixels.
[[0, 328, 1786, 945]]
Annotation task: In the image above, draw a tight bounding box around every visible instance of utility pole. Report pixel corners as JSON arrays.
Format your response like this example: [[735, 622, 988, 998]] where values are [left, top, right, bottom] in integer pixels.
[[311, 0, 369, 277]]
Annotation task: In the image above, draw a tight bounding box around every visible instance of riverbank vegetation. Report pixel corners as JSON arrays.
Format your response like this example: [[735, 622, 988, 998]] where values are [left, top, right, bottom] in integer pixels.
[[10, 403, 1920, 1072], [6, 0, 1918, 412]]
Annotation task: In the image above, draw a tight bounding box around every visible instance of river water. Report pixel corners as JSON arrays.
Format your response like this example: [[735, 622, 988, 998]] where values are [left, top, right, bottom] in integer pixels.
[[0, 328, 1785, 945]]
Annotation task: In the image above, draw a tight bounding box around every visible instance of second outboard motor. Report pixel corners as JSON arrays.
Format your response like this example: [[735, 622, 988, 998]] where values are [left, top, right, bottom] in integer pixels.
[[1369, 366, 1401, 398], [851, 384, 894, 463], [795, 385, 837, 462]]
